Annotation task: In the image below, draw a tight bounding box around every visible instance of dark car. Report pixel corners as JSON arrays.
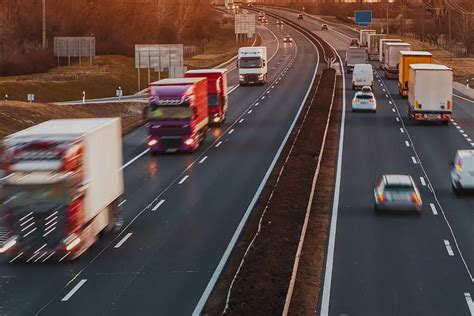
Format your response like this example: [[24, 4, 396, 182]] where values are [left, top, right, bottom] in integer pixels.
[[297, 14, 303, 20], [321, 24, 329, 30]]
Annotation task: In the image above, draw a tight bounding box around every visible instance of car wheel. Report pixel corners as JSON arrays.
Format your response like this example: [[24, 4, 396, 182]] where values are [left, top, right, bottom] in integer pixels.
[[452, 182, 462, 195]]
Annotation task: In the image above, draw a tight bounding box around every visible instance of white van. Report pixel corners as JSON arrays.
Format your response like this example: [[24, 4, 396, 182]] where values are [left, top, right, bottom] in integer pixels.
[[352, 64, 374, 90], [451, 150, 474, 192]]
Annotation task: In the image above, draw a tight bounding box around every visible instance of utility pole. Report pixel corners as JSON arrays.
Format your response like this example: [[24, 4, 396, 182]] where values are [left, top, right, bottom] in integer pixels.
[[42, 0, 46, 49], [448, 5, 452, 61], [386, 1, 390, 35]]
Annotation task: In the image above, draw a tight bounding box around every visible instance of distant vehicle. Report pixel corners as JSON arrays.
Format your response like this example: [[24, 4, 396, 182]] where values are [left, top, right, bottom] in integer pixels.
[[185, 69, 229, 125], [379, 39, 402, 69], [263, 18, 268, 25], [359, 29, 376, 47], [374, 175, 422, 214], [352, 87, 376, 112], [276, 19, 283, 25], [349, 38, 360, 47], [0, 118, 124, 260], [238, 46, 268, 85], [367, 34, 386, 61], [451, 150, 474, 193], [147, 78, 209, 153], [345, 46, 366, 73], [407, 64, 453, 122], [321, 24, 329, 30], [352, 64, 374, 90], [297, 13, 303, 19], [398, 51, 432, 97], [384, 42, 411, 79], [283, 35, 293, 43]]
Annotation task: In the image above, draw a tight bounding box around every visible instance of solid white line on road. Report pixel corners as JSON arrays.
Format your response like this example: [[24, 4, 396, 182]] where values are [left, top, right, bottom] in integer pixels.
[[400, 128, 405, 133], [238, 118, 244, 124], [118, 199, 127, 207], [114, 233, 133, 249], [121, 149, 150, 170], [199, 156, 208, 164], [405, 140, 410, 147], [152, 199, 165, 211], [454, 93, 474, 103], [444, 240, 455, 256], [420, 177, 426, 186], [392, 108, 396, 112], [61, 279, 87, 302], [430, 203, 438, 215], [215, 141, 223, 148], [389, 101, 393, 105], [396, 117, 400, 122], [411, 156, 418, 164], [465, 293, 474, 315], [229, 129, 235, 135], [178, 175, 189, 184], [248, 110, 253, 114]]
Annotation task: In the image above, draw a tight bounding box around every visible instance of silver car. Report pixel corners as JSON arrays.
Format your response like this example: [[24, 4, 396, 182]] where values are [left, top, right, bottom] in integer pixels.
[[374, 175, 422, 214]]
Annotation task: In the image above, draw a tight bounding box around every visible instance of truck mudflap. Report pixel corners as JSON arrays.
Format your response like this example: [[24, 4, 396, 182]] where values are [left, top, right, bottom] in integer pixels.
[[408, 108, 452, 122]]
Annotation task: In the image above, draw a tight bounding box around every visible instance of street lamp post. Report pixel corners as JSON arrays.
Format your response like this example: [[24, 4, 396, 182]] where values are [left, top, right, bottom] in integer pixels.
[[42, 0, 46, 49]]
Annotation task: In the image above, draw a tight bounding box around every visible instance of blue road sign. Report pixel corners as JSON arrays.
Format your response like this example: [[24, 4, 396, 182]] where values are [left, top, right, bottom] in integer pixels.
[[354, 10, 372, 26]]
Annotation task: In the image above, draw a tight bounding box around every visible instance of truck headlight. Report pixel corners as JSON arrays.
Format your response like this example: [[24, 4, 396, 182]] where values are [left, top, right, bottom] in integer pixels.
[[239, 75, 244, 80]]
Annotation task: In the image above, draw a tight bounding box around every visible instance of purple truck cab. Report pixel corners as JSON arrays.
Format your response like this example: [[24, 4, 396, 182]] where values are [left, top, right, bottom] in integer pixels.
[[146, 78, 209, 153]]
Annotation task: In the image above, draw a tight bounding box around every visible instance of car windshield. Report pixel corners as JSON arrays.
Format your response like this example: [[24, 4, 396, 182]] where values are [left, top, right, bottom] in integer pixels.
[[149, 104, 193, 119], [2, 182, 69, 208], [239, 57, 262, 68], [208, 95, 219, 107]]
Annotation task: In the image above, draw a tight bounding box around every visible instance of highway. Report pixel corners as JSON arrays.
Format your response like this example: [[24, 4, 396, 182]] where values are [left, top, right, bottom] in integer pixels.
[[265, 7, 474, 315], [0, 14, 320, 316]]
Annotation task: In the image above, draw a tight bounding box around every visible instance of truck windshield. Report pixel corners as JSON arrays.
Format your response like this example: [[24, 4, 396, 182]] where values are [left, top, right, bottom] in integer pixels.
[[149, 104, 193, 120], [208, 95, 219, 107], [2, 182, 69, 207], [239, 57, 262, 68]]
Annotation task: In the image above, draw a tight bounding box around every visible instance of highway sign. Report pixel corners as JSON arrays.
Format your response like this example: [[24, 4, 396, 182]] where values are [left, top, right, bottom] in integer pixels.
[[354, 10, 372, 26], [135, 44, 184, 70], [235, 14, 256, 35], [54, 37, 95, 58]]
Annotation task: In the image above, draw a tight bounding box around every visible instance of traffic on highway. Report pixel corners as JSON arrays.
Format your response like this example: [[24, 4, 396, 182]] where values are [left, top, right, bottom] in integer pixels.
[[0, 1, 473, 315]]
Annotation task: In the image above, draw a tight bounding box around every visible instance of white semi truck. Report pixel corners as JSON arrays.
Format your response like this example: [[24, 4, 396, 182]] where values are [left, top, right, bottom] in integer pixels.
[[407, 64, 453, 123], [238, 46, 268, 85], [379, 39, 402, 68], [360, 29, 376, 47], [0, 118, 124, 261], [367, 34, 386, 60]]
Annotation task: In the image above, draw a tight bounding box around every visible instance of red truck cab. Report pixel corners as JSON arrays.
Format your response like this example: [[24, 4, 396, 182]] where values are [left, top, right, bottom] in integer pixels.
[[185, 69, 229, 125], [147, 78, 209, 153]]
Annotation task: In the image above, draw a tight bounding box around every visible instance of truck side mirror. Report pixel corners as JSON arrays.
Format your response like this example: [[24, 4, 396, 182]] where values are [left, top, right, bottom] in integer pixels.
[[263, 60, 266, 67]]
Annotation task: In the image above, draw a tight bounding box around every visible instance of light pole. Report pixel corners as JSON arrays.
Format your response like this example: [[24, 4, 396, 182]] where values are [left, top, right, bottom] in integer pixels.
[[42, 0, 46, 49]]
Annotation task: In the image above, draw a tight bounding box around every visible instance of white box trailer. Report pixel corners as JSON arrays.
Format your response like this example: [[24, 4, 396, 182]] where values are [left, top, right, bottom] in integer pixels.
[[360, 30, 376, 47], [1, 118, 124, 260], [368, 34, 386, 60], [379, 39, 402, 68], [384, 42, 411, 79], [407, 64, 453, 122]]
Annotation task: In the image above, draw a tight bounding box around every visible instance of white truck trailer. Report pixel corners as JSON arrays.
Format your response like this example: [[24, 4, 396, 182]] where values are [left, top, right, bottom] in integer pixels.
[[345, 46, 367, 73], [238, 46, 268, 85], [379, 39, 402, 68], [0, 118, 124, 261], [407, 64, 453, 123], [384, 42, 411, 79], [367, 34, 386, 61]]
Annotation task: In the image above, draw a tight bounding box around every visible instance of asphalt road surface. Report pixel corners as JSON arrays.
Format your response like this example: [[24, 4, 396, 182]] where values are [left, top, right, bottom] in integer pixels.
[[0, 15, 320, 316], [266, 7, 474, 316]]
